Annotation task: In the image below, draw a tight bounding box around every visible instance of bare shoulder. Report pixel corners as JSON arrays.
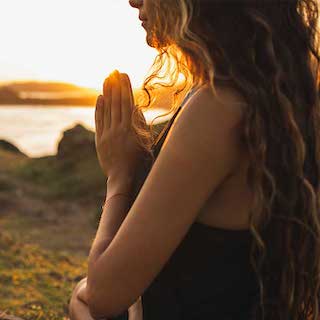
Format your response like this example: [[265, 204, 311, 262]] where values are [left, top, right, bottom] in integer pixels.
[[83, 84, 249, 317], [169, 83, 248, 162], [184, 83, 247, 127]]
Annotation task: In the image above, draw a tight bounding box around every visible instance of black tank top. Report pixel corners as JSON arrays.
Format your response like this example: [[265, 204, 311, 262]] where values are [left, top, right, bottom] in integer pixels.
[[112, 87, 260, 320]]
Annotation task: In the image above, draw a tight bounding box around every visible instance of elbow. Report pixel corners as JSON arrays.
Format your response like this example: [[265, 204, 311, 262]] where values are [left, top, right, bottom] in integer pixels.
[[87, 300, 105, 320], [87, 261, 112, 318], [87, 280, 127, 319], [87, 297, 127, 320], [87, 283, 111, 319]]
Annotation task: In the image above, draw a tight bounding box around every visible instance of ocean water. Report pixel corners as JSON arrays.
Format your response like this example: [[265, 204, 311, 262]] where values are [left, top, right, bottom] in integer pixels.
[[0, 105, 169, 158]]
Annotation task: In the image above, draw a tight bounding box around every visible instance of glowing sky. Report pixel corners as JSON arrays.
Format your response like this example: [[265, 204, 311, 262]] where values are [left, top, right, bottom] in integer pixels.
[[0, 0, 157, 89]]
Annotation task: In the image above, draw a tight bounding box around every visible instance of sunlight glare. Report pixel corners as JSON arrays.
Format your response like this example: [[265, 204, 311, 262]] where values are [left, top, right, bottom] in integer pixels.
[[0, 0, 157, 89]]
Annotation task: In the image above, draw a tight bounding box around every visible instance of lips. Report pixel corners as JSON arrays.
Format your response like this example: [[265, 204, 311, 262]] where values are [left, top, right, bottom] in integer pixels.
[[139, 15, 148, 22]]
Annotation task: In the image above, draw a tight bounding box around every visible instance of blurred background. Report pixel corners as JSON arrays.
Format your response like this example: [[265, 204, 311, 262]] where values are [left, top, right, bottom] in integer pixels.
[[0, 1, 177, 319], [0, 0, 175, 158]]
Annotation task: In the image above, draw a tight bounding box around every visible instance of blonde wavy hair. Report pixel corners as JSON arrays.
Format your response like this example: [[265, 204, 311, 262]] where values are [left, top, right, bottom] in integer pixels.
[[131, 0, 320, 319]]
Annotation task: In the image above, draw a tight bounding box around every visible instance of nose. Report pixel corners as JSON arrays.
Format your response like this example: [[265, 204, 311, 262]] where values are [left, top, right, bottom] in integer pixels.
[[129, 0, 143, 9]]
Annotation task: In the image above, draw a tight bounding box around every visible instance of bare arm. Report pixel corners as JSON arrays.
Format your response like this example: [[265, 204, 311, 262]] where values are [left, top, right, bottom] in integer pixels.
[[77, 68, 136, 310], [86, 84, 245, 319], [89, 176, 133, 263], [72, 179, 134, 318], [71, 277, 143, 320]]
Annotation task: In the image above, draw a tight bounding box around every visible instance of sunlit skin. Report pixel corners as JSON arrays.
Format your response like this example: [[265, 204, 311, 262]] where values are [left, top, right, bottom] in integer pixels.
[[95, 70, 146, 180], [69, 74, 145, 319], [69, 71, 146, 320], [129, 0, 154, 47], [69, 1, 153, 318], [69, 0, 250, 319]]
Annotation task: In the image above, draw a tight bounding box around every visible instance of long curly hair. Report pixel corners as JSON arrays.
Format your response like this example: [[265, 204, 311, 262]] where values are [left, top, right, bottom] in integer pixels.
[[131, 0, 320, 319]]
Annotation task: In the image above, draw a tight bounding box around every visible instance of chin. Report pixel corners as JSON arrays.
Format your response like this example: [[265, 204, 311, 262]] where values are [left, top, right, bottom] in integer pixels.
[[144, 28, 165, 49], [145, 33, 156, 48], [146, 36, 154, 47]]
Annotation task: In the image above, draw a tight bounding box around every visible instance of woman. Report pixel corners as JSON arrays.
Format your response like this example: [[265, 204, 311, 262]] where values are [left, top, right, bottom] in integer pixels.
[[69, 0, 320, 319]]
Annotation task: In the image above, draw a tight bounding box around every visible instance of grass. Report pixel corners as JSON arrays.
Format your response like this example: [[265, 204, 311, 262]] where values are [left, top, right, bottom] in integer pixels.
[[0, 232, 87, 320], [0, 121, 167, 319], [14, 155, 106, 201]]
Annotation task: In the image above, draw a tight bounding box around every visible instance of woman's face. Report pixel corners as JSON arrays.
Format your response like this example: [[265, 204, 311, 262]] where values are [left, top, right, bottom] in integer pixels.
[[129, 0, 154, 46]]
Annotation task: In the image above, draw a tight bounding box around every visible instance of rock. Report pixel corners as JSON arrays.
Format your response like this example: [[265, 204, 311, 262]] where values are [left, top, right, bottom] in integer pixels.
[[56, 123, 96, 161], [0, 140, 25, 156], [0, 311, 25, 320], [56, 120, 166, 162], [0, 86, 20, 104]]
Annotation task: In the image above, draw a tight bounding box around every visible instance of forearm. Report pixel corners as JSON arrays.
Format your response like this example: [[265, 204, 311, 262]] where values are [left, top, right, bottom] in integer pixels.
[[89, 174, 134, 264]]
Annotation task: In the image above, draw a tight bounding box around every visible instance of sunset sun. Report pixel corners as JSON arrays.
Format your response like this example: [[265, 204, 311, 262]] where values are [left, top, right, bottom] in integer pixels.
[[0, 0, 157, 89]]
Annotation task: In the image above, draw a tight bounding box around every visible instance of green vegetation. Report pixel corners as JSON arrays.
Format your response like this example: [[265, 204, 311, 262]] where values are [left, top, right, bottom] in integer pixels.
[[0, 232, 86, 320], [0, 122, 166, 319], [15, 155, 105, 201], [0, 127, 99, 319]]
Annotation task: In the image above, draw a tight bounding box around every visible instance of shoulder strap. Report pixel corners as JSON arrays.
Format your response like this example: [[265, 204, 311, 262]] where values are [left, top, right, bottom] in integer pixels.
[[151, 86, 198, 156]]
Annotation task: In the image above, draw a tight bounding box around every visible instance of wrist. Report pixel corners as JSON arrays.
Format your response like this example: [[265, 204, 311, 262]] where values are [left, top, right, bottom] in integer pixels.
[[106, 173, 135, 196]]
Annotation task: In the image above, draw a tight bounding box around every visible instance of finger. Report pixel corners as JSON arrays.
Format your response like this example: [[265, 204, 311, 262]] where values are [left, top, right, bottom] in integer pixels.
[[95, 95, 104, 136], [103, 76, 112, 130], [110, 70, 121, 128], [123, 73, 135, 110], [120, 73, 133, 128]]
